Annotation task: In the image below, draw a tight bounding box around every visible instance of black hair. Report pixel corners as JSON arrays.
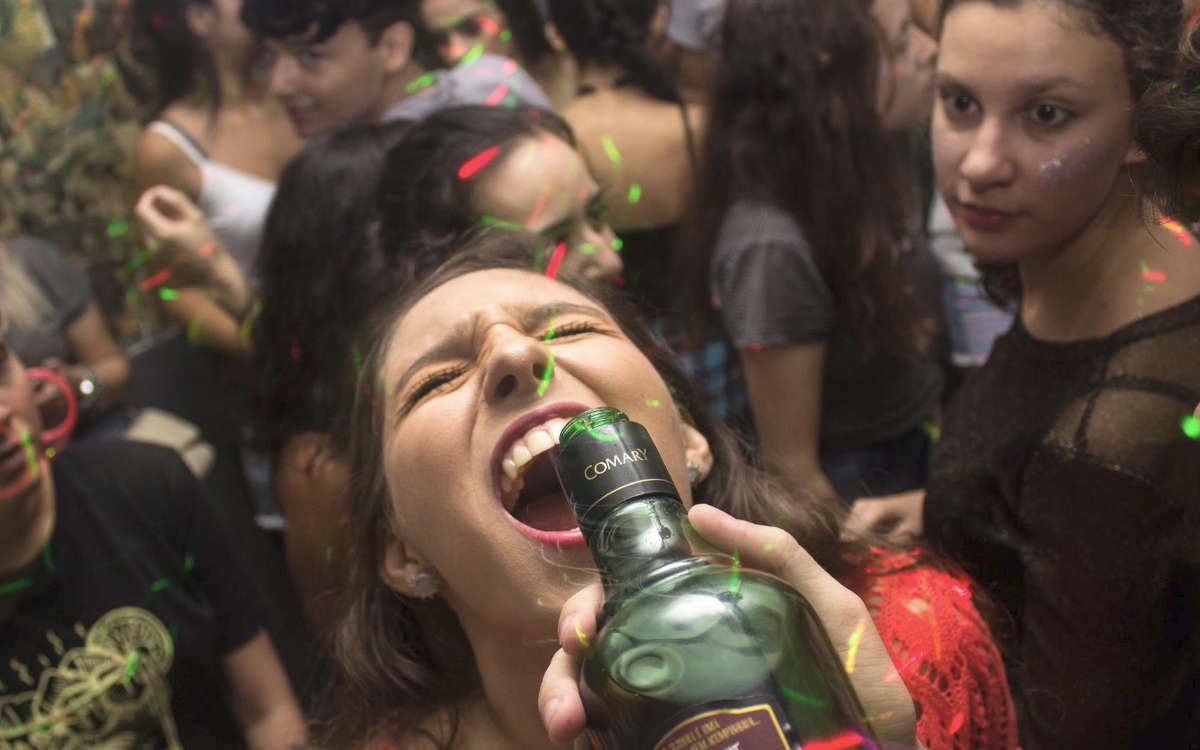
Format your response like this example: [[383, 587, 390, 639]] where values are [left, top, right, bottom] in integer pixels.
[[131, 0, 222, 115], [545, 0, 680, 103], [252, 120, 415, 460], [376, 105, 576, 275], [678, 0, 936, 360], [936, 0, 1186, 305], [493, 0, 555, 64], [240, 0, 443, 71]]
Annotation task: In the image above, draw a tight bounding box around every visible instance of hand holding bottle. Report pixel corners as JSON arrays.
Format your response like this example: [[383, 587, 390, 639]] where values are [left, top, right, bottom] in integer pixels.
[[539, 504, 918, 748]]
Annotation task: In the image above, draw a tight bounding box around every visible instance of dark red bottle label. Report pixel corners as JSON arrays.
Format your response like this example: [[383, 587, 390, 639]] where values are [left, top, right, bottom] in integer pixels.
[[651, 704, 789, 750]]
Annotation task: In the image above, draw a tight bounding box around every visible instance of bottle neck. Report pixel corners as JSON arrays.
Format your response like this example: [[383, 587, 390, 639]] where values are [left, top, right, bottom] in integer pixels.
[[584, 494, 697, 593]]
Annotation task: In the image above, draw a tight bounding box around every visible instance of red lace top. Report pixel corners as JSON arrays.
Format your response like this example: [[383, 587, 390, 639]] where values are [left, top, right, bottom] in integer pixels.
[[842, 549, 1018, 750]]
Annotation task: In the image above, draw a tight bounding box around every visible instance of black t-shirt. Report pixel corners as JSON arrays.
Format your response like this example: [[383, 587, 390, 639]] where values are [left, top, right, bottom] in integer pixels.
[[925, 295, 1200, 748], [0, 441, 265, 748]]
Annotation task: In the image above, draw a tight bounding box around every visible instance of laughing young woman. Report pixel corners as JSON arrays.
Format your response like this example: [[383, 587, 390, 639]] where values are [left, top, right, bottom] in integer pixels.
[[324, 234, 1016, 750], [919, 0, 1200, 746]]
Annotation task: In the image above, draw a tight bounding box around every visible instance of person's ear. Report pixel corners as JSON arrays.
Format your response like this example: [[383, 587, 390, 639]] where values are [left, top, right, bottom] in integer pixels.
[[1123, 140, 1147, 166], [379, 529, 439, 598], [376, 20, 416, 75], [682, 423, 713, 483]]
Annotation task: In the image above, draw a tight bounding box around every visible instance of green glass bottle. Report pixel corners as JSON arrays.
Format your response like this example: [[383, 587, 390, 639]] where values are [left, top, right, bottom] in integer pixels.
[[555, 407, 876, 750]]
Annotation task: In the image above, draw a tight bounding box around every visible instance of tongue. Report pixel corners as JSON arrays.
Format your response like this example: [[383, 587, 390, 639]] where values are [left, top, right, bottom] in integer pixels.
[[516, 491, 578, 532]]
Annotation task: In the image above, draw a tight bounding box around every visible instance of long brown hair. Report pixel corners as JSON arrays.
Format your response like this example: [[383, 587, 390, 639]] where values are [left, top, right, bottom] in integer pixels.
[[677, 0, 936, 360], [329, 231, 870, 748]]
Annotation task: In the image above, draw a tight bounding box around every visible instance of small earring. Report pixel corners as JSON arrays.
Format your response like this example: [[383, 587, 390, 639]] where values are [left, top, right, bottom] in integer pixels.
[[686, 459, 701, 486], [408, 569, 441, 599]]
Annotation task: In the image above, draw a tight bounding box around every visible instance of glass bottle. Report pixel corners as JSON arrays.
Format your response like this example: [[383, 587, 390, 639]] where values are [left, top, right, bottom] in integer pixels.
[[555, 407, 875, 750]]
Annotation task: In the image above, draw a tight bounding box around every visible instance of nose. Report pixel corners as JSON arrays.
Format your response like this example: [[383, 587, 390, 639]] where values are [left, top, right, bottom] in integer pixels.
[[959, 117, 1016, 190], [268, 54, 300, 97], [482, 326, 556, 404]]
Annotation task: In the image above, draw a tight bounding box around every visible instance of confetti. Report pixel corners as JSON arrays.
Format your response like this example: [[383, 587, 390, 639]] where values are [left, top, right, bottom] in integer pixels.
[[458, 43, 484, 68], [501, 58, 518, 75], [499, 29, 512, 42], [779, 684, 828, 707], [803, 730, 865, 750], [948, 711, 965, 734], [1140, 261, 1167, 283], [611, 237, 624, 252], [484, 84, 510, 107], [106, 219, 129, 237], [845, 619, 865, 674], [478, 15, 501, 35], [601, 135, 622, 166], [150, 579, 169, 592], [0, 578, 33, 597], [458, 145, 502, 179], [544, 242, 567, 280], [729, 548, 741, 596], [537, 352, 556, 397], [184, 554, 195, 572], [407, 72, 438, 93], [1159, 214, 1193, 247], [122, 651, 140, 684], [1181, 415, 1200, 440], [645, 398, 660, 407], [627, 184, 642, 204], [158, 288, 178, 301], [480, 215, 524, 231]]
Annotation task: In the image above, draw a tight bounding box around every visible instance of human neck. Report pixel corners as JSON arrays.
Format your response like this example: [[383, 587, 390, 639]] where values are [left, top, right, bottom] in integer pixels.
[[1018, 187, 1199, 342], [213, 50, 262, 105], [0, 466, 55, 577], [376, 62, 433, 121], [451, 611, 562, 750]]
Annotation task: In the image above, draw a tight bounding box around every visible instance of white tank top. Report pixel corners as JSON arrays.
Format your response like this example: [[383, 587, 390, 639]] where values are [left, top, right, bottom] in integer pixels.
[[146, 119, 276, 286]]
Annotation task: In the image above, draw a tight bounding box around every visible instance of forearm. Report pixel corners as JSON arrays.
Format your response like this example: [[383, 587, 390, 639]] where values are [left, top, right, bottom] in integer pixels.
[[162, 292, 251, 355], [243, 704, 310, 750]]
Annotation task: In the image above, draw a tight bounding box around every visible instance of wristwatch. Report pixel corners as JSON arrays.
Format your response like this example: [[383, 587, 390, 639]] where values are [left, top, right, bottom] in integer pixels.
[[75, 365, 102, 412]]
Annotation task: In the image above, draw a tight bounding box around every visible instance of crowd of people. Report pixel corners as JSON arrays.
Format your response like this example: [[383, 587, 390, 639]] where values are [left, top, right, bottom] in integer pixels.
[[2, 0, 1199, 748]]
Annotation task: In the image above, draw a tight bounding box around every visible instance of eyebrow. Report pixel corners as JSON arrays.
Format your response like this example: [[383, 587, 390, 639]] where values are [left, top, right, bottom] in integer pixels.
[[530, 188, 606, 237], [390, 300, 605, 401], [937, 72, 1088, 96]]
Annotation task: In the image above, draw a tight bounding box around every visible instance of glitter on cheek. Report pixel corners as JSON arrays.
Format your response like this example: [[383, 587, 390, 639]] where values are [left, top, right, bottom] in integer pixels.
[[1037, 137, 1094, 185]]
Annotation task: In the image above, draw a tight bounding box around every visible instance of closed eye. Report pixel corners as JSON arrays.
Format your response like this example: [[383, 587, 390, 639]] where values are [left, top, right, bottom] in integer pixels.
[[543, 320, 600, 341], [406, 365, 468, 408]]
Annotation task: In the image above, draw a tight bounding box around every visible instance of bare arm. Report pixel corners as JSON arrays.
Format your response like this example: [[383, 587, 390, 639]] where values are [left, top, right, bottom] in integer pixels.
[[59, 302, 131, 408], [738, 342, 840, 505], [136, 129, 203, 198], [162, 289, 251, 355], [220, 630, 309, 750]]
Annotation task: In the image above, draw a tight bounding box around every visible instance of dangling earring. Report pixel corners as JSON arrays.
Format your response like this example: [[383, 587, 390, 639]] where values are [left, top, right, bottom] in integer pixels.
[[686, 459, 701, 486], [408, 569, 441, 599]]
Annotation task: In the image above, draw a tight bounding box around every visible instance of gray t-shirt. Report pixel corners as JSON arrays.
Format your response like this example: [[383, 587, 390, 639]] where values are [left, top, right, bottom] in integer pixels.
[[710, 201, 942, 451], [383, 54, 552, 122], [3, 235, 91, 366]]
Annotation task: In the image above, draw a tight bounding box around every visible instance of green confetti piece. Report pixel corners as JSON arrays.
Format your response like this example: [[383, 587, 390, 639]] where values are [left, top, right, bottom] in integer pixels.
[[183, 553, 195, 572], [601, 135, 622, 166], [43, 544, 55, 572], [158, 288, 178, 301], [0, 578, 33, 596], [458, 43, 484, 68], [779, 684, 828, 707], [578, 243, 596, 255], [480, 215, 523, 231], [536, 352, 556, 397], [123, 651, 140, 684], [150, 579, 169, 592], [106, 219, 129, 237], [921, 421, 941, 441], [627, 184, 643, 204], [611, 237, 624, 252], [407, 72, 438, 93], [352, 346, 364, 380], [729, 548, 741, 596], [44, 447, 55, 459], [324, 546, 333, 567], [499, 29, 512, 42], [645, 398, 660, 407], [1182, 415, 1200, 440]]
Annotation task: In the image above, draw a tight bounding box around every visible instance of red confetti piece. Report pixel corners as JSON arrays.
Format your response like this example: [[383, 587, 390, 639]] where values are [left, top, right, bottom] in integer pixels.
[[457, 145, 501, 179], [140, 267, 172, 291], [290, 338, 302, 362], [501, 58, 518, 75], [1142, 268, 1167, 283], [1160, 214, 1193, 247], [949, 711, 965, 734], [804, 730, 865, 750], [544, 242, 567, 280], [484, 84, 510, 107], [478, 15, 501, 35]]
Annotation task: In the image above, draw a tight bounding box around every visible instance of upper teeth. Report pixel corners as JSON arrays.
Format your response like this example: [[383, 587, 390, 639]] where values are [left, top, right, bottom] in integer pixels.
[[499, 417, 569, 498]]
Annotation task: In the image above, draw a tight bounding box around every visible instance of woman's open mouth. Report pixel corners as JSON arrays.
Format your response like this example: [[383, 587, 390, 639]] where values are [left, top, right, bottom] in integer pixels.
[[493, 405, 588, 549]]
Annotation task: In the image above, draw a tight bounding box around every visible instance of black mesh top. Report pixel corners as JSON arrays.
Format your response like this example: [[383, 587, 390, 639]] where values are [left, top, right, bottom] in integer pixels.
[[924, 294, 1200, 749]]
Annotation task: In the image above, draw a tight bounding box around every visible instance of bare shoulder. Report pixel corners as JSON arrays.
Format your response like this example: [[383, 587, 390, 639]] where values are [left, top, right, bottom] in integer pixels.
[[136, 110, 203, 196]]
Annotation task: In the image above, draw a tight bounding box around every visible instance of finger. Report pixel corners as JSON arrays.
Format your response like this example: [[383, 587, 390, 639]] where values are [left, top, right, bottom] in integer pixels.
[[557, 582, 602, 658], [538, 647, 588, 746], [134, 190, 171, 236]]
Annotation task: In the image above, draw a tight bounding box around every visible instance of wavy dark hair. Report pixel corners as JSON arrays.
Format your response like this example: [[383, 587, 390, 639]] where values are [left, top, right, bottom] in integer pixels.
[[240, 0, 442, 71], [376, 105, 576, 273], [131, 0, 222, 115], [1135, 13, 1200, 224], [546, 0, 680, 104], [252, 121, 414, 461], [677, 0, 934, 360], [329, 229, 862, 747], [937, 0, 1186, 306], [494, 0, 556, 65]]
